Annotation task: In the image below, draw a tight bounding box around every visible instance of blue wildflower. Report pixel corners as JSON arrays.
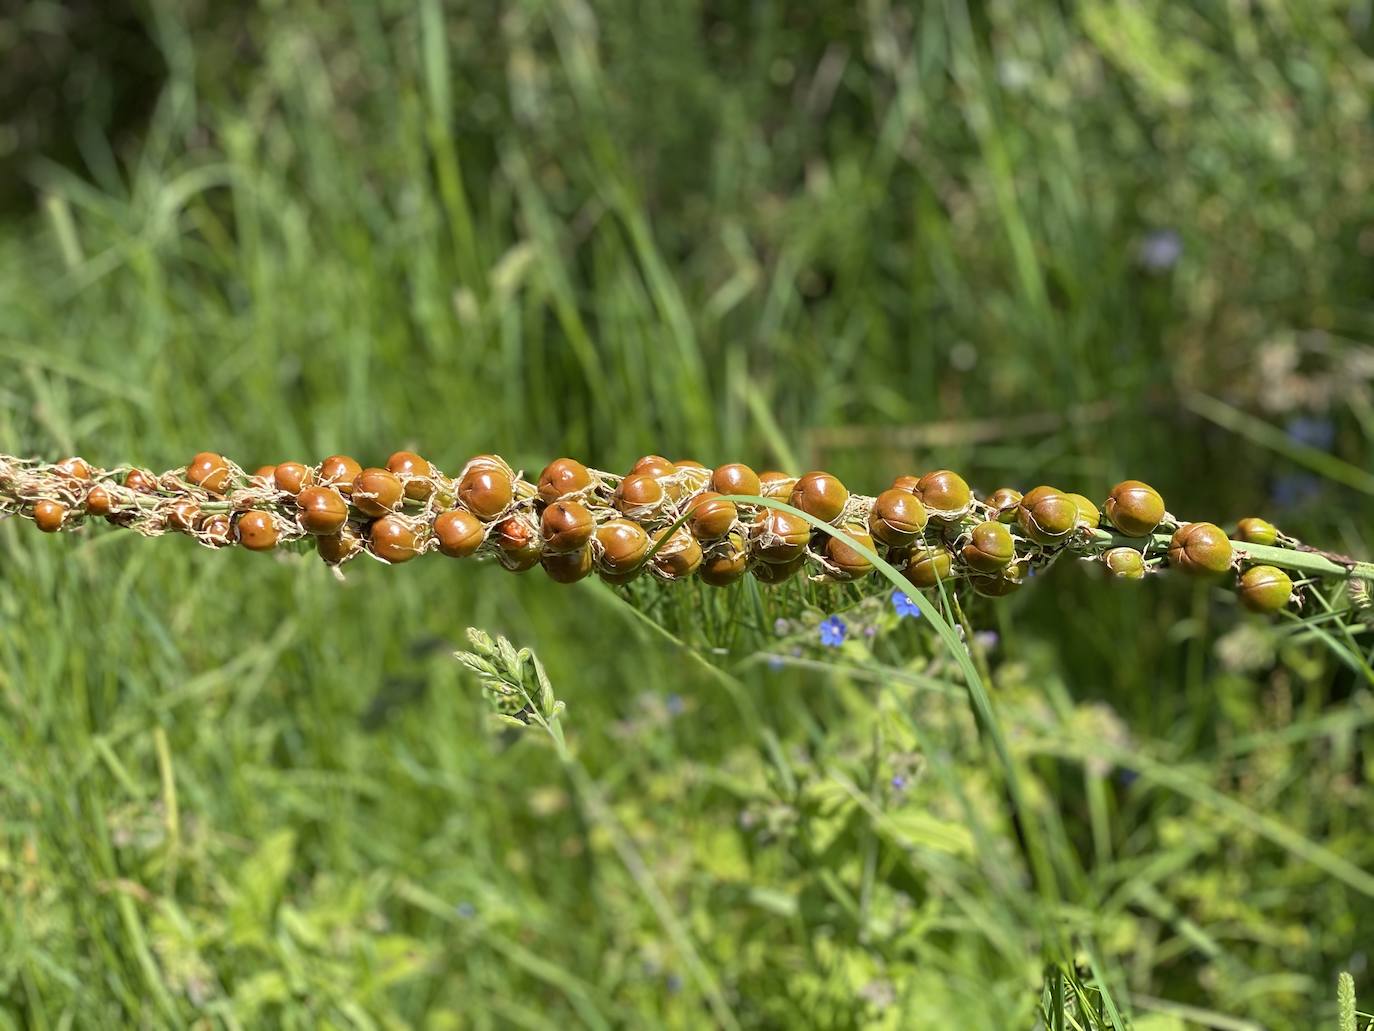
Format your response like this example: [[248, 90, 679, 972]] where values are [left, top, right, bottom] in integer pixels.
[[1138, 228, 1181, 272], [890, 774, 908, 791], [765, 654, 785, 671], [456, 901, 476, 919], [891, 591, 922, 619], [819, 616, 847, 647], [1285, 416, 1335, 452]]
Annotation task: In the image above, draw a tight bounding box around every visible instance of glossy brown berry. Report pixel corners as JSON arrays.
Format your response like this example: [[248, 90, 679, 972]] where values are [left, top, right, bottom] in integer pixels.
[[750, 555, 803, 585], [538, 458, 594, 505], [187, 452, 231, 495], [236, 510, 279, 551], [699, 533, 749, 587], [825, 530, 875, 580], [671, 460, 711, 494], [253, 465, 277, 481], [316, 527, 363, 565], [85, 486, 112, 517], [200, 513, 233, 547], [319, 455, 363, 495], [631, 454, 676, 478], [903, 546, 954, 589], [125, 469, 158, 493], [758, 471, 798, 499], [541, 501, 595, 553], [352, 468, 404, 518], [1103, 547, 1146, 580], [686, 492, 738, 541], [1168, 522, 1233, 577], [1104, 480, 1165, 537], [869, 488, 929, 547], [55, 457, 90, 479], [1235, 517, 1278, 546], [790, 471, 849, 524], [595, 519, 650, 583], [970, 572, 1023, 597], [167, 500, 200, 532], [651, 527, 703, 579], [371, 515, 421, 564], [493, 516, 542, 571], [33, 499, 66, 533], [915, 470, 972, 521], [542, 547, 594, 584], [459, 467, 513, 521], [711, 463, 762, 498], [273, 461, 312, 496], [296, 486, 349, 536], [1017, 487, 1079, 546], [1238, 565, 1294, 613], [613, 473, 665, 518], [434, 509, 485, 558], [386, 451, 434, 500], [1066, 494, 1100, 530], [961, 520, 1015, 574], [751, 509, 811, 564], [986, 488, 1023, 523]]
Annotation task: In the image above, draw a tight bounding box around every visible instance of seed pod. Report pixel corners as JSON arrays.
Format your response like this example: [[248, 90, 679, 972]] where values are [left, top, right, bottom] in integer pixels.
[[699, 532, 749, 587], [824, 529, 875, 580], [751, 509, 811, 564], [319, 455, 363, 495], [56, 457, 90, 480], [33, 499, 66, 533], [542, 547, 594, 584], [434, 509, 485, 558], [971, 571, 1023, 597], [317, 526, 363, 565], [492, 516, 541, 571], [595, 519, 650, 583], [200, 513, 233, 547], [386, 451, 434, 501], [187, 452, 231, 495], [1238, 565, 1294, 613], [1235, 517, 1278, 546], [671, 461, 712, 495], [1066, 493, 1100, 530], [1168, 522, 1233, 577], [1103, 547, 1146, 580], [253, 465, 277, 481], [86, 486, 112, 517], [711, 463, 761, 498], [352, 468, 404, 518], [631, 454, 676, 478], [541, 500, 596, 553], [459, 467, 513, 521], [961, 520, 1015, 574], [297, 486, 349, 536], [902, 545, 954, 589], [751, 555, 804, 585], [274, 462, 312, 496], [758, 471, 798, 499], [651, 527, 703, 579], [985, 488, 1023, 524], [790, 471, 849, 524], [613, 473, 665, 519], [915, 470, 973, 521], [1017, 487, 1079, 546], [686, 491, 738, 541], [371, 515, 422, 564], [167, 500, 200, 532], [126, 469, 158, 493], [236, 510, 279, 551], [538, 458, 594, 505], [1104, 480, 1165, 537], [891, 475, 921, 494], [869, 488, 929, 547]]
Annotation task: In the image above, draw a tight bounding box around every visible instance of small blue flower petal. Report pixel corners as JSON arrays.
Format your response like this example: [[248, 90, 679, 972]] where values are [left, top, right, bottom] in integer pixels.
[[891, 591, 922, 619], [819, 615, 848, 647]]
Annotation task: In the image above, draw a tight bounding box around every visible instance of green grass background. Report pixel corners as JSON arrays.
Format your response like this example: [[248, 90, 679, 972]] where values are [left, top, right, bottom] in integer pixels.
[[2, 1, 1374, 1027]]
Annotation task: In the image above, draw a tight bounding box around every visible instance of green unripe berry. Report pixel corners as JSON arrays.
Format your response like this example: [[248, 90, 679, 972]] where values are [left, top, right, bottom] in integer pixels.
[[1017, 487, 1078, 546], [985, 487, 1023, 524], [915, 470, 973, 521], [1104, 480, 1166, 537], [1103, 547, 1146, 580], [1066, 493, 1100, 530], [1237, 565, 1293, 613], [902, 545, 954, 589], [1235, 517, 1278, 546], [1168, 522, 1233, 577], [961, 520, 1016, 574]]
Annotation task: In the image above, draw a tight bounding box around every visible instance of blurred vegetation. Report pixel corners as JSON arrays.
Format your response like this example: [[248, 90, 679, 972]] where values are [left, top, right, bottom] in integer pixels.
[[1, 0, 1373, 1027]]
